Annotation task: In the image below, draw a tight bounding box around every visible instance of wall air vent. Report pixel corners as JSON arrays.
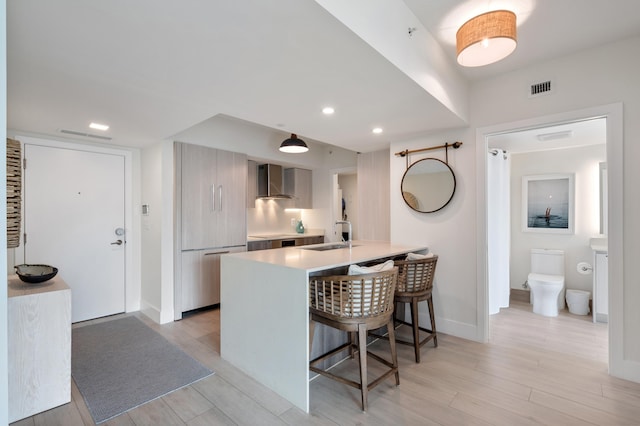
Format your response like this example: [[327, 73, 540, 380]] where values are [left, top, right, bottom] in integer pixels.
[[60, 129, 113, 141], [529, 80, 553, 98]]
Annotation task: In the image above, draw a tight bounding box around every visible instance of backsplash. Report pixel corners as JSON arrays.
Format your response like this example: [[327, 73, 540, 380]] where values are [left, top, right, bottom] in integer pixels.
[[247, 199, 327, 237]]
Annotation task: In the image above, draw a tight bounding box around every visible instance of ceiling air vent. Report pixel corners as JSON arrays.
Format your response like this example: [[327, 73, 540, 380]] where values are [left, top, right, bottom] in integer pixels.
[[529, 80, 553, 98], [60, 129, 113, 141]]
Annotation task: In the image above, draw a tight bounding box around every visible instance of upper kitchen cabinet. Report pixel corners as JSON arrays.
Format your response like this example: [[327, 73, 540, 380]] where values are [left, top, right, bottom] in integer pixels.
[[247, 160, 258, 207], [178, 142, 247, 250], [284, 167, 312, 209]]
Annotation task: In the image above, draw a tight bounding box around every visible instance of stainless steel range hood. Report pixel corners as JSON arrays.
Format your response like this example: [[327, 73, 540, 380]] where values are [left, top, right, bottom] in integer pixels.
[[257, 164, 292, 199]]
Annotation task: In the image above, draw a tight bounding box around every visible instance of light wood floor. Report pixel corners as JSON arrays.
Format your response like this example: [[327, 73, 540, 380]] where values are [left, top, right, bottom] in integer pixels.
[[13, 301, 640, 426]]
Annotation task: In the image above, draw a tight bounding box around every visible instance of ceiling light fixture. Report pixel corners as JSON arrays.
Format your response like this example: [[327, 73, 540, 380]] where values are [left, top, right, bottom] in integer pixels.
[[279, 133, 309, 153], [322, 107, 335, 115], [372, 127, 383, 134], [536, 130, 573, 141], [89, 122, 109, 131], [456, 10, 517, 67]]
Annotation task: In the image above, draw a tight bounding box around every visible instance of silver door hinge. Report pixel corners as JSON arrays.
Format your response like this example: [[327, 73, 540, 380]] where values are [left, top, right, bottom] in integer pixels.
[[23, 233, 27, 244], [23, 158, 27, 169]]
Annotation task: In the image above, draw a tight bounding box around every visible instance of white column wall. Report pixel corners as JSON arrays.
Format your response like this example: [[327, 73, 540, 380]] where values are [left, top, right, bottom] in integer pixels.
[[1, 2, 9, 421]]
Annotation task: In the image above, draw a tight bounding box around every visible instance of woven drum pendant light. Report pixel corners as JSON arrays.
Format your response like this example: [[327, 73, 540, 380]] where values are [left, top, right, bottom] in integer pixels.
[[456, 10, 517, 67]]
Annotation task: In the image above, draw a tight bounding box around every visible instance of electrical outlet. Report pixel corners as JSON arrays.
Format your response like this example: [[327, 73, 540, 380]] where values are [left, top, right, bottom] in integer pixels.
[[291, 218, 297, 227]]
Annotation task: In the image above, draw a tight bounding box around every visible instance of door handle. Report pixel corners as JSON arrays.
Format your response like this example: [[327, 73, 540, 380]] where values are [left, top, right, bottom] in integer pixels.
[[211, 184, 216, 212], [111, 239, 123, 246]]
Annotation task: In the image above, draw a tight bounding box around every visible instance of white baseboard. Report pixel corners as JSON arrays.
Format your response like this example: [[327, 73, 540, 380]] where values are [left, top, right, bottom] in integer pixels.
[[610, 359, 640, 385], [140, 301, 161, 324], [401, 304, 483, 343], [437, 317, 482, 342]]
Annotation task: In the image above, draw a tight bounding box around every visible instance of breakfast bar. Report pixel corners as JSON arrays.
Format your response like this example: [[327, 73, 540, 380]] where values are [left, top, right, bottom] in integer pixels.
[[220, 240, 427, 412]]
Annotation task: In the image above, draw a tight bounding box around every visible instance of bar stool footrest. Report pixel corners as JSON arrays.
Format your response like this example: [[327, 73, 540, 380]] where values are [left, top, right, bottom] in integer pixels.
[[393, 319, 438, 348], [310, 349, 398, 393]]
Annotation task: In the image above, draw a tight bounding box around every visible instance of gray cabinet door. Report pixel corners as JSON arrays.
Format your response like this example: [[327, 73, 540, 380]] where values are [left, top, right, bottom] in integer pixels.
[[181, 143, 218, 250], [247, 160, 258, 208], [216, 149, 247, 247], [181, 246, 247, 311], [284, 168, 312, 208], [181, 250, 208, 311], [180, 143, 247, 250]]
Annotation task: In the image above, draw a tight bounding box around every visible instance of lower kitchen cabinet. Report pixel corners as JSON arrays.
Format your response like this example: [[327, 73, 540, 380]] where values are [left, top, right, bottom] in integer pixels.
[[297, 236, 324, 246], [247, 240, 272, 251], [248, 236, 324, 251], [181, 246, 246, 312]]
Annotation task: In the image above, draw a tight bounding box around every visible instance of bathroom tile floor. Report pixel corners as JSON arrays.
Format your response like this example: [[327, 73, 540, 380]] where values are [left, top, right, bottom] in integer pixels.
[[14, 301, 638, 425]]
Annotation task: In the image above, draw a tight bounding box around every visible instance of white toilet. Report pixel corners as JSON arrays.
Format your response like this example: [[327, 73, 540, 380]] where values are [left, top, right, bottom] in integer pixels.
[[528, 249, 565, 317]]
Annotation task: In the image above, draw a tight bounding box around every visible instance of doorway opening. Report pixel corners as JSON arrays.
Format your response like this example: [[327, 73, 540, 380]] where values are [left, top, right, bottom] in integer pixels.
[[13, 134, 135, 323], [477, 103, 623, 373], [331, 167, 357, 243]]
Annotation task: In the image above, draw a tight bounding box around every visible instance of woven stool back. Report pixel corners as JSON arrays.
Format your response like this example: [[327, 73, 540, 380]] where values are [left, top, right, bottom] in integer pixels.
[[309, 268, 398, 319], [394, 255, 438, 296]]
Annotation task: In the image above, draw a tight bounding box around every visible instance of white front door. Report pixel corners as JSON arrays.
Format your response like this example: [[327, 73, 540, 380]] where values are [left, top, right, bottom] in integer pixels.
[[23, 143, 126, 323]]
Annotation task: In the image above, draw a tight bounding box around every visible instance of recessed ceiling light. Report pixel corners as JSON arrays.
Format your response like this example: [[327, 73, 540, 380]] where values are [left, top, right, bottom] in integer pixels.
[[89, 122, 109, 131], [372, 127, 383, 134], [322, 107, 335, 115]]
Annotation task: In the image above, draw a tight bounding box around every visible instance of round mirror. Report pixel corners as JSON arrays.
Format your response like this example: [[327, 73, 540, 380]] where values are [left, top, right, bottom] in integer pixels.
[[401, 158, 456, 213]]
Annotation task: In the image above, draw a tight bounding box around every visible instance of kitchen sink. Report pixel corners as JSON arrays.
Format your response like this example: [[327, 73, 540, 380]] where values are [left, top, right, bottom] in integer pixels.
[[302, 243, 358, 251]]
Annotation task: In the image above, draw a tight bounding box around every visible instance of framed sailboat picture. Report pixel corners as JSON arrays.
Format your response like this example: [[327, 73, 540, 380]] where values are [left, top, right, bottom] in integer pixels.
[[522, 174, 574, 234]]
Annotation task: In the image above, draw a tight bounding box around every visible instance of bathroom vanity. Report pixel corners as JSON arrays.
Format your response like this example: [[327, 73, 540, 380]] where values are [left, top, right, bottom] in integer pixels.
[[219, 240, 427, 412]]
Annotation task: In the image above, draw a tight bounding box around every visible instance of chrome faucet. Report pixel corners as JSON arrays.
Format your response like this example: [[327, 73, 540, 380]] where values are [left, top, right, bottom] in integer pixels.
[[335, 220, 352, 249]]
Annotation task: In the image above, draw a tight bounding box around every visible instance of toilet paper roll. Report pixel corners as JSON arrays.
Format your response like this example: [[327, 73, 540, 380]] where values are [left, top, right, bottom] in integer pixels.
[[577, 262, 593, 275]]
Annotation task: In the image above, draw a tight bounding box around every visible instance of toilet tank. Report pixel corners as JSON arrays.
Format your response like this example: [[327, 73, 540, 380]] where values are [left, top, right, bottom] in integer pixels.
[[531, 248, 565, 275]]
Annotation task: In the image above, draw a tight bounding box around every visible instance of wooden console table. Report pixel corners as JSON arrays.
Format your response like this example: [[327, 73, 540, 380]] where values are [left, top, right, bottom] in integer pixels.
[[7, 274, 71, 423]]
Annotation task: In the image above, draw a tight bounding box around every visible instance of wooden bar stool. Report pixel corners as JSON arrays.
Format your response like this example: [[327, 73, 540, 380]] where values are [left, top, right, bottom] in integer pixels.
[[392, 255, 438, 363], [309, 268, 399, 411]]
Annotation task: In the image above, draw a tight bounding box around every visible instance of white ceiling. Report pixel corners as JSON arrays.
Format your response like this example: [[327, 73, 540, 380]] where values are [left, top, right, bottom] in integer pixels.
[[7, 1, 640, 153], [487, 117, 606, 154]]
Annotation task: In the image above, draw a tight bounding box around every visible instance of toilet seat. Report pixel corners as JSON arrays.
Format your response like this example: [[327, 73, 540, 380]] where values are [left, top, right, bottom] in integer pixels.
[[528, 273, 564, 285]]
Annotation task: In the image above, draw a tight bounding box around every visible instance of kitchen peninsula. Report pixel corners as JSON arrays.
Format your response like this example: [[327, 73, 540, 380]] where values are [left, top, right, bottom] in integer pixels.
[[220, 240, 428, 412]]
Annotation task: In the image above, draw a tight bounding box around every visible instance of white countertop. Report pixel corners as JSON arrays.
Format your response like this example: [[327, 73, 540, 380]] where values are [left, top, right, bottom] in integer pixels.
[[247, 230, 325, 242], [590, 237, 608, 253], [8, 274, 70, 298], [226, 240, 428, 272]]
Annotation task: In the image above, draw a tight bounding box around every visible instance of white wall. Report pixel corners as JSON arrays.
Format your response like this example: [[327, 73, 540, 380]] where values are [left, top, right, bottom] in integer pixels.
[[1, 2, 9, 422], [388, 35, 640, 382], [390, 129, 477, 339], [510, 145, 606, 294], [140, 143, 163, 321]]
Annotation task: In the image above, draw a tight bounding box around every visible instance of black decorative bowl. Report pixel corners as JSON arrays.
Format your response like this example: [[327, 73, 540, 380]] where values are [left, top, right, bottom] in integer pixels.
[[15, 264, 58, 284]]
